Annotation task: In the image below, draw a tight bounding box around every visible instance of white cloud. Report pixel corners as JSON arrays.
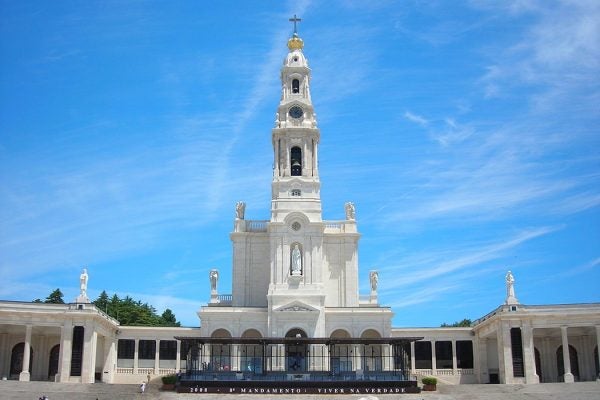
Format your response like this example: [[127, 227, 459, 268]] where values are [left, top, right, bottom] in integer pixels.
[[404, 111, 429, 126]]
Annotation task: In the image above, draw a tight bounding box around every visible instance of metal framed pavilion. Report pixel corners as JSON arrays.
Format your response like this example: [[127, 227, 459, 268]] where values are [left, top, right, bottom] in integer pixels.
[[174, 336, 423, 394]]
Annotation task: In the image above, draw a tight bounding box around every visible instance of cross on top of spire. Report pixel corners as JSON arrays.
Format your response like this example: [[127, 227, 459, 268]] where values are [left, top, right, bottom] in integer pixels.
[[289, 14, 301, 35]]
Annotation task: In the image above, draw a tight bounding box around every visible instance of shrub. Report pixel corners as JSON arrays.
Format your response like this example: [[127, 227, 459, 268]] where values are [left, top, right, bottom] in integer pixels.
[[422, 376, 437, 385], [161, 374, 177, 384]]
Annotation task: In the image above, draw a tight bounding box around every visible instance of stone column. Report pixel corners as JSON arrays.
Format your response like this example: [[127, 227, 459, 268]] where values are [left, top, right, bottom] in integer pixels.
[[498, 321, 514, 384], [81, 326, 97, 383], [561, 326, 574, 382], [0, 333, 8, 378], [476, 337, 488, 383], [354, 344, 362, 372], [231, 344, 240, 372], [154, 339, 160, 375], [522, 323, 539, 383], [36, 334, 49, 381], [381, 344, 391, 371], [133, 339, 139, 374], [410, 342, 416, 374], [102, 337, 116, 383], [277, 344, 285, 372], [542, 336, 552, 383], [19, 325, 32, 381], [431, 340, 436, 375], [58, 321, 73, 382], [452, 340, 457, 375], [176, 340, 181, 373]]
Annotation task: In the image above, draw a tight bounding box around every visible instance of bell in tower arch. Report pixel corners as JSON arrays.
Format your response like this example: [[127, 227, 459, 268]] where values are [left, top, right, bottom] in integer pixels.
[[290, 147, 302, 176]]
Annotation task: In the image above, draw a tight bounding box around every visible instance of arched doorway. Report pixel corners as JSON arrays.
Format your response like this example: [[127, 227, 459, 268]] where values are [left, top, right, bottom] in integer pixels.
[[10, 343, 33, 377], [361, 329, 382, 372], [241, 329, 263, 373], [330, 329, 352, 373], [557, 345, 579, 381], [534, 347, 542, 382], [210, 329, 232, 371], [285, 328, 307, 372], [48, 344, 60, 380]]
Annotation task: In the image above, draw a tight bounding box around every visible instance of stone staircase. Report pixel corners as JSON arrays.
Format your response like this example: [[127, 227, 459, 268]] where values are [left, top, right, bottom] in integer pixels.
[[1, 380, 598, 400], [0, 380, 164, 400]]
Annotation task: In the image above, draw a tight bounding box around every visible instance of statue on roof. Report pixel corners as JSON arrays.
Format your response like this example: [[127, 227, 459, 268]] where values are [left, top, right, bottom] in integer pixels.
[[505, 270, 518, 305]]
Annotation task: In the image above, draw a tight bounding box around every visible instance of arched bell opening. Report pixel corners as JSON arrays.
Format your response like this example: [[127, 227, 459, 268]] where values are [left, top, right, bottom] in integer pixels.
[[290, 146, 302, 176], [292, 79, 300, 94]]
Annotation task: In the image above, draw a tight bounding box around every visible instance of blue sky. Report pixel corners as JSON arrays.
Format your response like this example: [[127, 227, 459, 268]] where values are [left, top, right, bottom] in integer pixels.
[[1, 0, 598, 328]]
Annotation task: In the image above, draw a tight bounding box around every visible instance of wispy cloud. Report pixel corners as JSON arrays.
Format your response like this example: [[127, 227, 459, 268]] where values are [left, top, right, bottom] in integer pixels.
[[378, 226, 557, 290], [479, 1, 600, 111], [544, 256, 600, 281], [404, 111, 429, 127]]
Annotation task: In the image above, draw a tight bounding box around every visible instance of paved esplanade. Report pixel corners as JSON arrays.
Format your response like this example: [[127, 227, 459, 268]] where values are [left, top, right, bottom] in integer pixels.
[[1, 381, 599, 400]]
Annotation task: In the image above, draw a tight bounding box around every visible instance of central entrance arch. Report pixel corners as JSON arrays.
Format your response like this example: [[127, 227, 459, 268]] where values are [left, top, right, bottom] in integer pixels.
[[285, 328, 307, 372]]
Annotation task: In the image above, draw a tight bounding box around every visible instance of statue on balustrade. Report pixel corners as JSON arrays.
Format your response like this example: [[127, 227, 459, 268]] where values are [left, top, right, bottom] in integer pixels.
[[209, 269, 219, 293], [345, 202, 355, 220], [235, 201, 246, 220]]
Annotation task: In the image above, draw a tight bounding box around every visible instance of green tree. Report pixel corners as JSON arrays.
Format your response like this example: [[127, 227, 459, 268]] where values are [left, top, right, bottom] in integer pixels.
[[44, 288, 65, 304], [93, 290, 110, 313], [84, 290, 182, 327], [441, 318, 472, 327], [161, 309, 180, 327]]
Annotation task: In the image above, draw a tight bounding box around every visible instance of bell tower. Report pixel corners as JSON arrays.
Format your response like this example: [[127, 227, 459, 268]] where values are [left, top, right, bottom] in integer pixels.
[[267, 17, 328, 337], [271, 16, 321, 224], [209, 16, 387, 343]]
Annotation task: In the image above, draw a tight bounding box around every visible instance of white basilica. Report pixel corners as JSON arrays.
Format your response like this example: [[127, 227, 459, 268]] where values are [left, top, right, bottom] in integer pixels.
[[0, 22, 599, 389]]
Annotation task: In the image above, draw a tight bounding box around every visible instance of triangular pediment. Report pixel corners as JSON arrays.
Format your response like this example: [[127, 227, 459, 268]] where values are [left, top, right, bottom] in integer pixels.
[[274, 301, 318, 312]]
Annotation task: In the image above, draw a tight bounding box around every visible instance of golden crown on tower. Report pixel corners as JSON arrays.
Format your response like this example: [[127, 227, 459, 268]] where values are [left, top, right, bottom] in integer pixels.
[[287, 33, 304, 50]]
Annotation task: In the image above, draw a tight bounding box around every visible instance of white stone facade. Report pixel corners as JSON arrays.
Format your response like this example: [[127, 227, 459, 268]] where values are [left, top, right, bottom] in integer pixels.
[[198, 33, 390, 342], [1, 30, 599, 386]]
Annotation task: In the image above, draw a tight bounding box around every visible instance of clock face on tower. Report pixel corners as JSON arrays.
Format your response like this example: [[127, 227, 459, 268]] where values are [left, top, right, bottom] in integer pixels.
[[288, 105, 304, 119]]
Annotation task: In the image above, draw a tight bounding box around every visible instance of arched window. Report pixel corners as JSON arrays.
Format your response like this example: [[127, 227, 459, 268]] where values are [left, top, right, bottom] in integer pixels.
[[10, 342, 33, 376], [291, 147, 302, 176], [556, 344, 579, 381], [292, 79, 300, 94], [48, 344, 60, 379], [534, 347, 543, 382]]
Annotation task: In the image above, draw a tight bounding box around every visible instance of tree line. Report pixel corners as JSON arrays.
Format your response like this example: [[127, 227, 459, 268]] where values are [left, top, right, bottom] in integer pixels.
[[33, 288, 180, 327]]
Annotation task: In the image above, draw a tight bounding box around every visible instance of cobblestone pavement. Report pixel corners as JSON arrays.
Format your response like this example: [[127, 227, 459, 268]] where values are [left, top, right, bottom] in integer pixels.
[[1, 381, 599, 400]]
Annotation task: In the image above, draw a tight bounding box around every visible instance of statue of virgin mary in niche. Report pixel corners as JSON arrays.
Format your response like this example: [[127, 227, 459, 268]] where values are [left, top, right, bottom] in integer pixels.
[[291, 244, 302, 276]]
